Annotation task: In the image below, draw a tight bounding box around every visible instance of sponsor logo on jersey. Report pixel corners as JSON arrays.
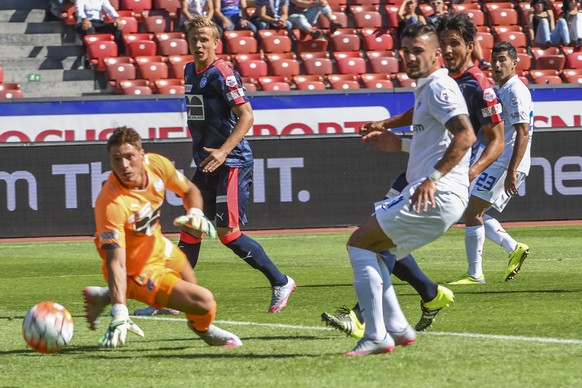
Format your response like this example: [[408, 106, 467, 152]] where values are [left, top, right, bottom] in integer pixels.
[[412, 124, 425, 132], [440, 89, 450, 101], [100, 230, 119, 243], [154, 178, 164, 192], [483, 87, 496, 102], [510, 97, 520, 107], [225, 76, 237, 88], [226, 88, 245, 101], [481, 103, 502, 117], [186, 94, 204, 120]]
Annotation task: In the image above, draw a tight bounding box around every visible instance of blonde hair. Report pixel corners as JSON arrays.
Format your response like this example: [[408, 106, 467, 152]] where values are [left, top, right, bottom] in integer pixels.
[[185, 15, 220, 40]]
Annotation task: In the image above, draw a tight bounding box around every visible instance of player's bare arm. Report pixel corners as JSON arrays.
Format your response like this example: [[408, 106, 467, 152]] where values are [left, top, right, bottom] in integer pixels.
[[411, 114, 476, 213], [505, 122, 530, 195], [468, 121, 504, 182], [200, 102, 254, 173], [105, 248, 128, 306], [359, 107, 414, 135]]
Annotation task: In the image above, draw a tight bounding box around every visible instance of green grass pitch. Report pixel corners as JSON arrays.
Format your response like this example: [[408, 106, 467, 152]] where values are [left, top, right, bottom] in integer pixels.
[[1, 225, 581, 387]]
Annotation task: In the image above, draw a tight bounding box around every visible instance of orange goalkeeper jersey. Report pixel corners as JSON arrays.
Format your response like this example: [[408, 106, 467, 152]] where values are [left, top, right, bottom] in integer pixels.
[[94, 153, 190, 276]]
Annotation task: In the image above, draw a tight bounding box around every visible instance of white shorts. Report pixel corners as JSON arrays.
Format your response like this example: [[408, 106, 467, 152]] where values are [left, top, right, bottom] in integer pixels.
[[374, 179, 468, 260], [470, 165, 527, 212]]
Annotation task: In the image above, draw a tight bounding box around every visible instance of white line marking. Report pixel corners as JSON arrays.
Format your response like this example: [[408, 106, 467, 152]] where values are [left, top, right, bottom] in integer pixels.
[[131, 316, 582, 345]]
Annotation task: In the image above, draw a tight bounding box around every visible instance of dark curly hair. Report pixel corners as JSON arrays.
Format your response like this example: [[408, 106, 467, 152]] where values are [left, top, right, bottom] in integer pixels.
[[435, 11, 477, 45]]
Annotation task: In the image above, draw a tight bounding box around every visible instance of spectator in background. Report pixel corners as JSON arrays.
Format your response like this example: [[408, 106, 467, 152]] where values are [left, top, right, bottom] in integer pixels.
[[213, 0, 257, 35], [181, 0, 220, 34], [527, 0, 556, 48], [288, 0, 341, 39], [46, 0, 65, 21], [75, 0, 124, 53], [397, 0, 426, 38], [554, 0, 582, 47], [251, 0, 294, 36]]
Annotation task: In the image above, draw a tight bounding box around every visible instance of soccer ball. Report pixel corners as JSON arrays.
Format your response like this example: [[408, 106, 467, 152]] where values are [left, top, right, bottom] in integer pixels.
[[22, 301, 74, 354]]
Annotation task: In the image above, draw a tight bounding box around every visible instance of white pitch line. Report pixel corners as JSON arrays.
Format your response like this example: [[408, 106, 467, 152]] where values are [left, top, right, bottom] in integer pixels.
[[131, 316, 582, 345]]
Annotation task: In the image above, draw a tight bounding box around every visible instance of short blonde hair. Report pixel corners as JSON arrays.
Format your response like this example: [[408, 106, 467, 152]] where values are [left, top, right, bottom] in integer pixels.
[[185, 15, 220, 41]]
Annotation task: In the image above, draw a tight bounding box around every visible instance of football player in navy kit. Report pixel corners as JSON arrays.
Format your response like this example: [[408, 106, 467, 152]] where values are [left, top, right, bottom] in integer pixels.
[[179, 15, 296, 314]]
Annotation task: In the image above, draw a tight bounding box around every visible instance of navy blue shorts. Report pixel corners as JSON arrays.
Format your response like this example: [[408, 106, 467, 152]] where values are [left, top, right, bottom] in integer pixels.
[[191, 164, 252, 228]]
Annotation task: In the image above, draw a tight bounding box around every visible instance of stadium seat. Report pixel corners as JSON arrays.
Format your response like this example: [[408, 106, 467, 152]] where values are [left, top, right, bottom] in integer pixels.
[[123, 85, 153, 95], [384, 5, 400, 29], [123, 32, 155, 46], [565, 52, 582, 69], [135, 55, 166, 64], [86, 41, 119, 71], [330, 33, 361, 52], [368, 55, 399, 74], [336, 57, 367, 75], [243, 82, 257, 92], [295, 81, 327, 90], [105, 61, 137, 90], [296, 38, 329, 53], [484, 2, 514, 12], [562, 69, 582, 83], [83, 34, 114, 45], [477, 32, 494, 51], [119, 79, 151, 94], [155, 32, 185, 42], [0, 83, 21, 92], [117, 16, 139, 36], [153, 0, 181, 24], [488, 8, 519, 26], [516, 52, 531, 73], [360, 28, 394, 52], [143, 12, 171, 33], [329, 80, 360, 90], [394, 72, 416, 88], [360, 73, 393, 89], [352, 11, 383, 28], [121, 0, 152, 22], [261, 35, 293, 53], [302, 56, 334, 76], [268, 58, 301, 78], [168, 54, 194, 78], [332, 51, 364, 61], [317, 12, 348, 30], [127, 40, 157, 58], [225, 36, 258, 54], [496, 31, 527, 48], [529, 69, 561, 84], [299, 51, 329, 61], [535, 55, 566, 71], [465, 9, 485, 26], [157, 38, 188, 56], [234, 53, 264, 65], [60, 1, 77, 25], [452, 3, 482, 12], [265, 52, 297, 62], [366, 50, 397, 60], [327, 0, 347, 12], [154, 78, 184, 93], [260, 81, 291, 91], [327, 74, 358, 84], [0, 89, 24, 98], [237, 59, 269, 78], [491, 25, 523, 38], [137, 61, 169, 83], [293, 74, 324, 85]]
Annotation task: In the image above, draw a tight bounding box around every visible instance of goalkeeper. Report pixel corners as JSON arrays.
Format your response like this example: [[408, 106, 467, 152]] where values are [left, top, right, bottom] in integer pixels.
[[84, 126, 242, 348]]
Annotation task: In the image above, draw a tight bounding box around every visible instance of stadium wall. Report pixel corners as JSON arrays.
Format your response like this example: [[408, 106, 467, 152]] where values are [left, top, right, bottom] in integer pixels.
[[1, 86, 582, 142], [1, 129, 581, 238]]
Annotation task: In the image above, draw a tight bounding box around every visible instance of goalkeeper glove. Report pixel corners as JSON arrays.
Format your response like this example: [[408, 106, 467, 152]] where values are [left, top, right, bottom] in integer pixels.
[[99, 304, 144, 348], [173, 208, 217, 238]]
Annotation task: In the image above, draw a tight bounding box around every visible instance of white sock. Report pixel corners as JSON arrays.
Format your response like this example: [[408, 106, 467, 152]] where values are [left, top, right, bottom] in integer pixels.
[[483, 214, 518, 253], [465, 225, 485, 278], [378, 260, 409, 333], [347, 245, 387, 341]]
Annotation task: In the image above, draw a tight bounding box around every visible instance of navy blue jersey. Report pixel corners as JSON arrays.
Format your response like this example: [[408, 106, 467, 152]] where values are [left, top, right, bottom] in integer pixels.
[[451, 66, 503, 161], [184, 59, 254, 168]]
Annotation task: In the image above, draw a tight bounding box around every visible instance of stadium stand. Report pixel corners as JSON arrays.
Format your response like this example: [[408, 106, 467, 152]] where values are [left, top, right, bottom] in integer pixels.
[[3, 0, 582, 97]]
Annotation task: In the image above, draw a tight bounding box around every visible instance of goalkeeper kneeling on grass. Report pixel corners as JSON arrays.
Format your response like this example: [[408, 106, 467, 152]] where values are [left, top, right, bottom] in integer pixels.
[[83, 126, 242, 348]]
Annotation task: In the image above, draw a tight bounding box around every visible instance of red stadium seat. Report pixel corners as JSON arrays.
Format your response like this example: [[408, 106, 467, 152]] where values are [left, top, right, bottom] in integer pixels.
[[565, 52, 582, 69], [535, 55, 565, 71], [496, 31, 527, 48], [154, 78, 184, 93], [86, 41, 118, 71], [261, 35, 293, 53], [0, 83, 21, 91], [134, 55, 166, 64], [477, 32, 494, 50], [269, 58, 301, 78], [168, 54, 193, 78], [127, 40, 157, 58], [0, 89, 24, 98], [237, 59, 269, 78], [299, 51, 329, 61], [293, 74, 324, 84], [123, 32, 154, 46], [105, 61, 137, 90], [491, 25, 523, 37], [336, 56, 367, 75], [117, 16, 139, 36], [368, 55, 399, 74], [352, 11, 383, 28], [155, 31, 185, 42], [452, 3, 482, 12], [327, 74, 357, 83], [332, 51, 363, 61], [260, 81, 291, 91], [296, 38, 329, 53], [330, 80, 360, 90], [327, 0, 347, 12], [121, 0, 152, 21], [60, 1, 77, 25], [302, 56, 334, 75], [83, 34, 114, 45], [317, 12, 348, 30], [465, 9, 485, 26], [295, 81, 327, 90], [330, 33, 361, 52], [360, 73, 393, 89], [123, 85, 153, 95], [530, 75, 562, 84], [143, 12, 171, 33], [484, 2, 514, 12], [394, 72, 416, 88], [265, 52, 297, 62], [532, 47, 561, 59], [562, 69, 582, 83], [225, 36, 258, 54], [516, 52, 531, 72], [384, 5, 400, 29], [157, 38, 188, 56], [360, 28, 394, 52], [488, 8, 519, 26], [234, 53, 264, 65], [137, 61, 169, 83], [153, 0, 181, 22]]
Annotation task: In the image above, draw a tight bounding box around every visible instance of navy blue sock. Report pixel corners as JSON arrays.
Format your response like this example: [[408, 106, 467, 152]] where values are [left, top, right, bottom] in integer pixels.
[[178, 240, 201, 269], [225, 234, 287, 287], [392, 254, 437, 303]]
